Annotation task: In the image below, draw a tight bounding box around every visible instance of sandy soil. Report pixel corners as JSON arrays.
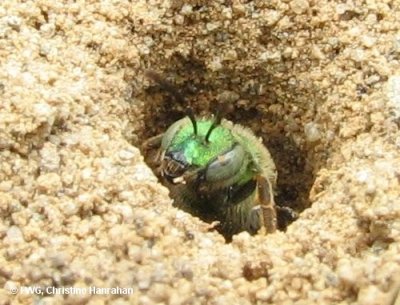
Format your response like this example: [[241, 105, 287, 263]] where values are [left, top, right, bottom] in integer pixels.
[[1, 0, 400, 304]]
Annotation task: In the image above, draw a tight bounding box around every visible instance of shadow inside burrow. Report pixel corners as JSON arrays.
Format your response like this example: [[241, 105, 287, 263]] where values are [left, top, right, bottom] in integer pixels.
[[135, 52, 320, 239]]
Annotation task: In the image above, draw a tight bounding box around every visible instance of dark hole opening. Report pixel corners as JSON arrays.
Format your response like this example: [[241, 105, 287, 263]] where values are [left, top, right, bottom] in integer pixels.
[[135, 54, 319, 241]]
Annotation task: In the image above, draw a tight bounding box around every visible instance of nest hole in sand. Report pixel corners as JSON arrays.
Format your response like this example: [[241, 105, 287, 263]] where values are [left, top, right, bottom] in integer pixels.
[[135, 53, 323, 238]]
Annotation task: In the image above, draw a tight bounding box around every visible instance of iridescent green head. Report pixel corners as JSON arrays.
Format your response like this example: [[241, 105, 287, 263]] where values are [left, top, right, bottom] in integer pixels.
[[160, 116, 247, 185]]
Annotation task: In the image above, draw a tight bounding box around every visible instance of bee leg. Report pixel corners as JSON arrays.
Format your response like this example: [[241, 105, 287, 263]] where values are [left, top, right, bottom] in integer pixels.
[[142, 133, 164, 151], [255, 175, 277, 234], [247, 206, 262, 235], [142, 134, 164, 173], [206, 220, 221, 231]]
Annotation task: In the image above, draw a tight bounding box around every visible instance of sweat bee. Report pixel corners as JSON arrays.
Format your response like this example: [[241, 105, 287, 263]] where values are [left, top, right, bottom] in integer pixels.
[[143, 72, 294, 240]]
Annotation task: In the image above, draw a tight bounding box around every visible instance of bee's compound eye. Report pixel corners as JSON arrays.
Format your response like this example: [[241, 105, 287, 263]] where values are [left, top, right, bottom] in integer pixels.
[[161, 118, 191, 151], [205, 145, 245, 182]]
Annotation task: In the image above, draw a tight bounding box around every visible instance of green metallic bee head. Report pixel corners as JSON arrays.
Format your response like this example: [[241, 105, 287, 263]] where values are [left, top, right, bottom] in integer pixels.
[[160, 116, 247, 187], [142, 70, 296, 239]]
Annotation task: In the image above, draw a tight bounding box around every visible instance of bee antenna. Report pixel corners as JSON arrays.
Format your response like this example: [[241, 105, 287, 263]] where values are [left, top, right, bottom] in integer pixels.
[[186, 108, 198, 135], [145, 70, 198, 135], [205, 111, 222, 143]]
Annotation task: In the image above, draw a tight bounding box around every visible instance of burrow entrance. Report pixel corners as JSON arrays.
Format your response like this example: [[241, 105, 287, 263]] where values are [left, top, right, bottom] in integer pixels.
[[135, 53, 323, 237]]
